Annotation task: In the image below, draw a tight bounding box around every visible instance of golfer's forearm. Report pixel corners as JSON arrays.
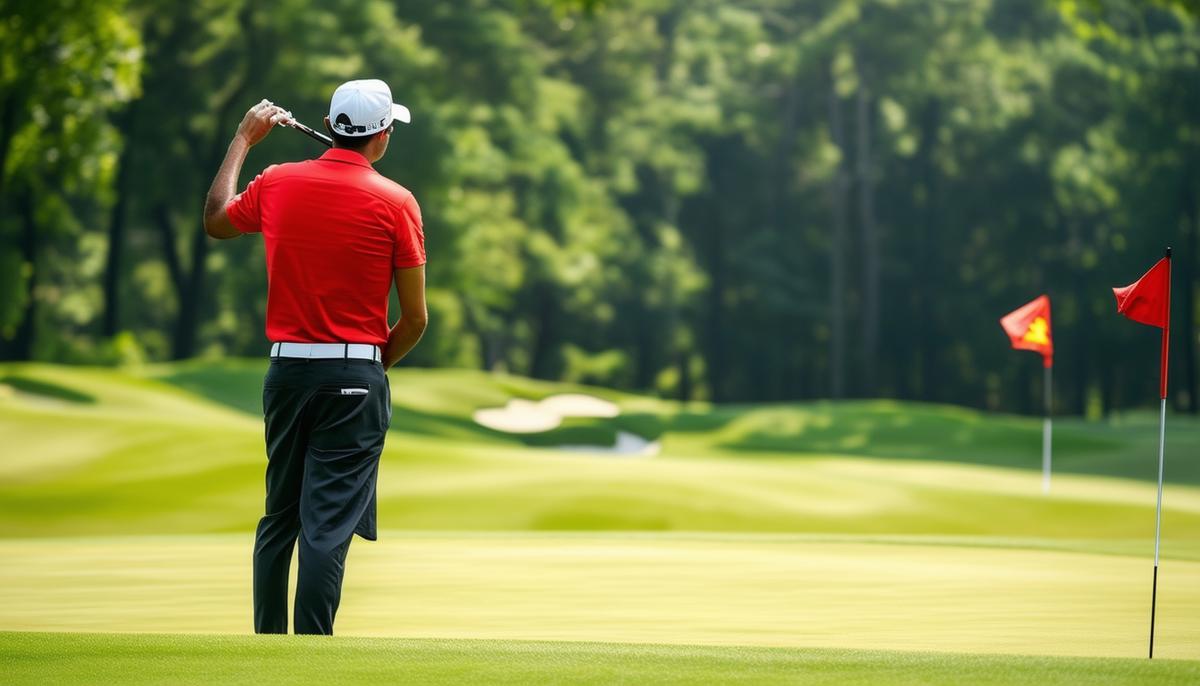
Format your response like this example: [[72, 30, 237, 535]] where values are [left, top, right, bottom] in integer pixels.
[[203, 136, 251, 237], [382, 317, 427, 368]]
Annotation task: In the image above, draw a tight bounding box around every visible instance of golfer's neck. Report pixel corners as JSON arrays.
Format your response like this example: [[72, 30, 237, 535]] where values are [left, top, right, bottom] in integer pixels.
[[333, 145, 382, 164]]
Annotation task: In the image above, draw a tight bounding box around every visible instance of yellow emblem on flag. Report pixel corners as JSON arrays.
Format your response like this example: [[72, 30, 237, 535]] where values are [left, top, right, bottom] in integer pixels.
[[1023, 317, 1050, 345]]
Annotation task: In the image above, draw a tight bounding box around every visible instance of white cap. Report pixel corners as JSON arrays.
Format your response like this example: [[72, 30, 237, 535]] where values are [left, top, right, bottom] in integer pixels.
[[328, 79, 411, 137]]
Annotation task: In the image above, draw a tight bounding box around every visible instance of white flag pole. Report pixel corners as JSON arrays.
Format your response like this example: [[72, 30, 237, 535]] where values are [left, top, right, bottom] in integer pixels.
[[1042, 363, 1052, 495]]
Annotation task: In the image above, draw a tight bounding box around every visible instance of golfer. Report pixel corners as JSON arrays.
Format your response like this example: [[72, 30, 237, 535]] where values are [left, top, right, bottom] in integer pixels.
[[202, 80, 427, 635]]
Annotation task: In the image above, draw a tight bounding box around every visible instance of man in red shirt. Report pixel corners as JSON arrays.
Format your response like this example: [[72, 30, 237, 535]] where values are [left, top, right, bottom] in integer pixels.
[[202, 80, 427, 635]]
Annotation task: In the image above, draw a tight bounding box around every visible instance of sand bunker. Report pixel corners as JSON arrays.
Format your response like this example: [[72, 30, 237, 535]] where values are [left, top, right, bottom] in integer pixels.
[[472, 399, 562, 433], [472, 394, 620, 434], [537, 393, 619, 418], [472, 393, 659, 457]]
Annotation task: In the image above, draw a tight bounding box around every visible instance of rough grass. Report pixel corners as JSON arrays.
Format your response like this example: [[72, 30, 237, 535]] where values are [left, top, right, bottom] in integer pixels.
[[2, 632, 1198, 686]]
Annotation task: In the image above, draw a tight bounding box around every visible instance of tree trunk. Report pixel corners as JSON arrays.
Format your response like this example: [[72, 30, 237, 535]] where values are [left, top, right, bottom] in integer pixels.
[[153, 205, 187, 296], [915, 100, 942, 402], [0, 89, 22, 203], [828, 89, 848, 399], [528, 285, 558, 380], [101, 110, 138, 337], [856, 82, 879, 397], [773, 67, 803, 401], [700, 150, 730, 402], [633, 305, 655, 389], [9, 193, 39, 360], [171, 4, 261, 360], [98, 9, 163, 341], [172, 214, 210, 360], [677, 350, 692, 402], [1178, 178, 1198, 413]]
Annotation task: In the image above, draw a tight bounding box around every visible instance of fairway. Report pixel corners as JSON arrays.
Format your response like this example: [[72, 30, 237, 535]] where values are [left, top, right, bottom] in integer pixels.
[[4, 362, 1200, 541], [3, 362, 1200, 681]]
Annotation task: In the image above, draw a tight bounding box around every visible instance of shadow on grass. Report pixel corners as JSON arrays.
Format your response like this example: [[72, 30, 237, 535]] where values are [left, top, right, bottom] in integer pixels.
[[0, 375, 96, 404]]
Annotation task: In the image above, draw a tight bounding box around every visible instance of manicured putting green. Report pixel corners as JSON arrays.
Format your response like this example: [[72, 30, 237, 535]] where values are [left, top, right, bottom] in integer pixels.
[[2, 632, 1198, 686], [1, 533, 1197, 659]]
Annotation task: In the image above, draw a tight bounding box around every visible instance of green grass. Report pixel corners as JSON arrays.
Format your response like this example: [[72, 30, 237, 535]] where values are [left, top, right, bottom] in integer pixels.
[[3, 361, 1200, 679], [2, 361, 1198, 555], [2, 533, 1198, 657], [0, 373, 96, 404], [2, 361, 1200, 542], [3, 632, 1198, 686], [147, 361, 1200, 491], [146, 359, 1200, 484]]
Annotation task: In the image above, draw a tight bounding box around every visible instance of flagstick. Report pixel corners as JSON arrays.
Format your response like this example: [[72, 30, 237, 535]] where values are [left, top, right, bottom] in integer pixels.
[[1150, 396, 1165, 659], [1149, 247, 1170, 660], [1042, 364, 1052, 494]]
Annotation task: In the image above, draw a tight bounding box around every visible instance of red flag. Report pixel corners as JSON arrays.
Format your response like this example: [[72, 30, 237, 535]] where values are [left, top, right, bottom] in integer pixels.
[[1113, 257, 1170, 329], [1000, 295, 1053, 367], [1113, 253, 1172, 399]]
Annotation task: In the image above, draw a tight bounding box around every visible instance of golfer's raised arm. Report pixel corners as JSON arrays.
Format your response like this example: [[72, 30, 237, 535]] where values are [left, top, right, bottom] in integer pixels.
[[203, 100, 288, 239], [383, 265, 428, 369]]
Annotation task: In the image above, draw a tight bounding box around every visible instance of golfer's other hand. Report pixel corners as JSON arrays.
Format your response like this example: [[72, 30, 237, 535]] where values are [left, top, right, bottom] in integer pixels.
[[235, 99, 289, 147]]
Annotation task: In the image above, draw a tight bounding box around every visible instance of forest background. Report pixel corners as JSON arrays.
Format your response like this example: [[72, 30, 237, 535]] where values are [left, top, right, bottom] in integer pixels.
[[2, 0, 1199, 418]]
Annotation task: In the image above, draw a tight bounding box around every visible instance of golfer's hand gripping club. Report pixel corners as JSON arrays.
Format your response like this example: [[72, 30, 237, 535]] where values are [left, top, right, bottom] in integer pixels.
[[236, 99, 290, 147], [264, 99, 334, 148], [236, 99, 334, 148]]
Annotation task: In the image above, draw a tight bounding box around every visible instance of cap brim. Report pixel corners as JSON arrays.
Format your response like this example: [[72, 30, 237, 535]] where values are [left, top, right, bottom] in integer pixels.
[[391, 103, 411, 125]]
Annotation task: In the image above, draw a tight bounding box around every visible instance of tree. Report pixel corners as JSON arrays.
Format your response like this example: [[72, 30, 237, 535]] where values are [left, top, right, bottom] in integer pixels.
[[0, 0, 140, 360]]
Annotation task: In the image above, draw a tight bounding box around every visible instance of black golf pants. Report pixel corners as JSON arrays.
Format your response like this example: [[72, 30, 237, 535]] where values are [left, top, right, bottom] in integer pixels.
[[253, 357, 389, 635]]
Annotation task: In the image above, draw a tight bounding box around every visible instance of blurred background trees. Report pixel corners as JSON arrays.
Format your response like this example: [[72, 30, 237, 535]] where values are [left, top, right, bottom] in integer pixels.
[[1, 0, 1197, 416]]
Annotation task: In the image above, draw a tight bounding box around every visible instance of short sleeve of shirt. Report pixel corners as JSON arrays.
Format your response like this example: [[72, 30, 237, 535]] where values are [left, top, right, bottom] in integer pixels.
[[393, 195, 426, 269], [225, 166, 274, 234]]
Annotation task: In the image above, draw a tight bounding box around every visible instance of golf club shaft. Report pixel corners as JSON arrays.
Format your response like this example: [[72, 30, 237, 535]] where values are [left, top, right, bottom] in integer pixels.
[[287, 118, 332, 147], [269, 102, 332, 147]]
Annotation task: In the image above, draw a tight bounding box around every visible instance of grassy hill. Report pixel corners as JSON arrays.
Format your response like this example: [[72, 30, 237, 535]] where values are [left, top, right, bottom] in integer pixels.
[[1, 360, 1199, 546], [153, 359, 1200, 482]]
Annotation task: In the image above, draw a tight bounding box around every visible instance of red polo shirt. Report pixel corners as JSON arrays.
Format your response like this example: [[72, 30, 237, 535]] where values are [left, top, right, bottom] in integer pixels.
[[225, 148, 425, 346]]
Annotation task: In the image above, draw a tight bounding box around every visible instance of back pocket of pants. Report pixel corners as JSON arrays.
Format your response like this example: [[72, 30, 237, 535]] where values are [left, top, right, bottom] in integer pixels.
[[317, 383, 370, 396]]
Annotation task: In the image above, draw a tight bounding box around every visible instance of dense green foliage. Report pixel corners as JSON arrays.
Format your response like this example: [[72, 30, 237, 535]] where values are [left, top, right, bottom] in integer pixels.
[[2, 1, 1198, 415]]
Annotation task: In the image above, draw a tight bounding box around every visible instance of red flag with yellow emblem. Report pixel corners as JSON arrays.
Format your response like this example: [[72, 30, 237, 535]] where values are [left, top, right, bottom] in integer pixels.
[[1000, 295, 1053, 367]]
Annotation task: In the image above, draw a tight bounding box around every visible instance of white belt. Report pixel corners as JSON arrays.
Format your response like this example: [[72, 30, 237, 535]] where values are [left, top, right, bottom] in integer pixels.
[[270, 342, 382, 362]]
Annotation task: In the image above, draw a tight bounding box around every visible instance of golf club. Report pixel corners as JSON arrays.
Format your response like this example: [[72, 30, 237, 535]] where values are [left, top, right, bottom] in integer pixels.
[[274, 105, 333, 147]]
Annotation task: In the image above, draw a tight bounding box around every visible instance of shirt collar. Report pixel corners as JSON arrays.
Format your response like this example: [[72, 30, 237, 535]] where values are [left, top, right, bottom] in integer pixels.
[[319, 148, 373, 168]]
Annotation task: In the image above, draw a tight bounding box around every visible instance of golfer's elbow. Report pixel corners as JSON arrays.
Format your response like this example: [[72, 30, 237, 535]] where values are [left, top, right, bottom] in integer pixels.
[[408, 311, 429, 336], [202, 211, 220, 238], [203, 200, 239, 240]]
